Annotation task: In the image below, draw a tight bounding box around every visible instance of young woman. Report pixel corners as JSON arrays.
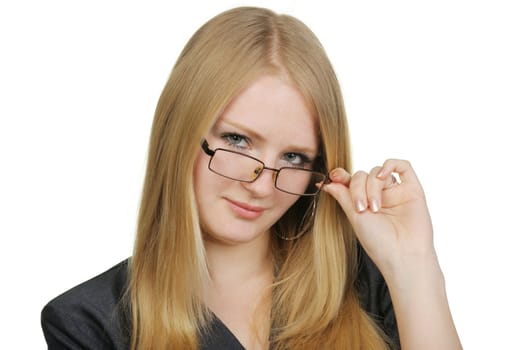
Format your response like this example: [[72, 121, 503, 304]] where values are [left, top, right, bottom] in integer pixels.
[[42, 7, 462, 350]]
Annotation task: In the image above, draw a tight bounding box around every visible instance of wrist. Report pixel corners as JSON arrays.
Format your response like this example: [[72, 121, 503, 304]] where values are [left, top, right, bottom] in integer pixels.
[[382, 250, 445, 293], [380, 252, 462, 350]]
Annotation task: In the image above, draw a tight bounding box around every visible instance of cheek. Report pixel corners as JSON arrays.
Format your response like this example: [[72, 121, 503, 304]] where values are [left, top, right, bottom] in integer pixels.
[[193, 153, 213, 206], [274, 193, 302, 215], [193, 151, 213, 187], [193, 153, 231, 204]]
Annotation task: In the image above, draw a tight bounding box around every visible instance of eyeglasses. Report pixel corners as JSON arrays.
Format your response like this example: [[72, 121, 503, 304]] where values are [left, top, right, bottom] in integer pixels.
[[201, 140, 327, 196]]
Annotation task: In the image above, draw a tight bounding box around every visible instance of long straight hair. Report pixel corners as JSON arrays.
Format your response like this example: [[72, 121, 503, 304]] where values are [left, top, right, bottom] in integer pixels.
[[128, 7, 390, 349]]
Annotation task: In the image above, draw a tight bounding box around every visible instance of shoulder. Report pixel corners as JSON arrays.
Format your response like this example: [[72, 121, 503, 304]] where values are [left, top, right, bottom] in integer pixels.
[[355, 245, 400, 349], [41, 259, 130, 350]]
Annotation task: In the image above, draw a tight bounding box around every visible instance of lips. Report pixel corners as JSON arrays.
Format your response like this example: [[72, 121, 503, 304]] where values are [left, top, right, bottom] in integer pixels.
[[225, 198, 265, 219]]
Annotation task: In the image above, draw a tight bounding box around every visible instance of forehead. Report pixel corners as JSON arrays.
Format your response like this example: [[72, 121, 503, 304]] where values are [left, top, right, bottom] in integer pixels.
[[216, 75, 318, 146]]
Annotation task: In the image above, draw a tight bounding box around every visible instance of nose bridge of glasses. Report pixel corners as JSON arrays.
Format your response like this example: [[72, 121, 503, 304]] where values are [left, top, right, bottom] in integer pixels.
[[250, 164, 278, 182]]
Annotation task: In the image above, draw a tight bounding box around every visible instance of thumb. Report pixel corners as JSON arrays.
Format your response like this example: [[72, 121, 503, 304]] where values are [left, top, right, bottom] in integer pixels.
[[321, 182, 359, 221]]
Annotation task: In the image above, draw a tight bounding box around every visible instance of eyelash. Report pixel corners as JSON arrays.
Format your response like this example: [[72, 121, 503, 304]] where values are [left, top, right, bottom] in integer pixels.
[[220, 132, 250, 149], [287, 152, 313, 164]]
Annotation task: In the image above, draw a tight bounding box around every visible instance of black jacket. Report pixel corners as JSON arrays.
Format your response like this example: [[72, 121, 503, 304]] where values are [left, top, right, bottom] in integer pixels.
[[42, 248, 400, 349]]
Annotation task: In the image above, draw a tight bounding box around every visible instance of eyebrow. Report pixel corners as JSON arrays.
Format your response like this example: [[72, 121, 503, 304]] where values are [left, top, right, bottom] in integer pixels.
[[221, 118, 266, 142], [220, 118, 318, 156]]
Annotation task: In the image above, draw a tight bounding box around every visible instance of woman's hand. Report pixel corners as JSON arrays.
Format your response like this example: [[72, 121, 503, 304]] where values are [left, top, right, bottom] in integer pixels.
[[323, 159, 463, 349], [322, 159, 436, 278]]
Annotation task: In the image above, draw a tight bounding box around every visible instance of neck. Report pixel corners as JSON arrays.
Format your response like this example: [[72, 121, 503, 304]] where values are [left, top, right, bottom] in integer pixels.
[[204, 233, 273, 284], [203, 232, 273, 350]]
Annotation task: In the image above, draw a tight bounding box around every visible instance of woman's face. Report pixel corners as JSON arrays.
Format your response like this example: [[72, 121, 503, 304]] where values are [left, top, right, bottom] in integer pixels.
[[194, 75, 319, 246]]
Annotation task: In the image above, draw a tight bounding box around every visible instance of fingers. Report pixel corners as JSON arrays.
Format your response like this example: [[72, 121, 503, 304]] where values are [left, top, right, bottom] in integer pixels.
[[324, 159, 420, 214], [326, 168, 365, 214], [349, 171, 368, 212], [366, 166, 385, 213], [322, 171, 357, 218], [325, 167, 387, 214], [353, 166, 395, 213], [377, 159, 420, 186], [328, 167, 352, 186]]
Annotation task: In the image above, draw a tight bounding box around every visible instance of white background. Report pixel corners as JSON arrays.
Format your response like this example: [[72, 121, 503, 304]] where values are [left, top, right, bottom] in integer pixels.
[[1, 0, 525, 349]]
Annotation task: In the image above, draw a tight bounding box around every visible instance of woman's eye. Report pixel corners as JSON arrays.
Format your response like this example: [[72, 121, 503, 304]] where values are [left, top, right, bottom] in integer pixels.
[[222, 133, 249, 149], [283, 153, 311, 167]]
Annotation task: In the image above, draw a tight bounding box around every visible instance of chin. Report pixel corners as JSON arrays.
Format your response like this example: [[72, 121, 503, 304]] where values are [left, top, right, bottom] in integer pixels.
[[203, 226, 270, 246]]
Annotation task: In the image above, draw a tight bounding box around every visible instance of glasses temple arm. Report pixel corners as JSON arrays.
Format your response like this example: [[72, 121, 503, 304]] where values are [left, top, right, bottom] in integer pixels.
[[201, 139, 215, 156]]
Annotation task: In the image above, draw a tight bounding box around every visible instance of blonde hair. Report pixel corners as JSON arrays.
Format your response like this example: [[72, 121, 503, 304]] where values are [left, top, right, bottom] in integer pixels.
[[128, 6, 390, 349]]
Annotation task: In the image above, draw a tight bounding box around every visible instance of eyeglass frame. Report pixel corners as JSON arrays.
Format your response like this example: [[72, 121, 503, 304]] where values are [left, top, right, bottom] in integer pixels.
[[200, 139, 329, 196]]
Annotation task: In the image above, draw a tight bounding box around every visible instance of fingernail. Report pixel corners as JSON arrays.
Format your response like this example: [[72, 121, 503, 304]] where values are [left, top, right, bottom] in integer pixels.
[[330, 169, 340, 180], [371, 199, 379, 213], [377, 168, 385, 178], [356, 200, 367, 212]]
